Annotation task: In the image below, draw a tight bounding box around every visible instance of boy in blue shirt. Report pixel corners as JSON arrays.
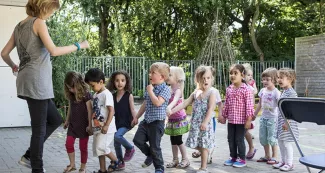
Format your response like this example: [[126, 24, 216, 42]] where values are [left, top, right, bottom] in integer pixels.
[[132, 62, 171, 173]]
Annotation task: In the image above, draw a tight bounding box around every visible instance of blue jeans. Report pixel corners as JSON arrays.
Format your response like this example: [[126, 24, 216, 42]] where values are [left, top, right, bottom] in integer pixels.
[[114, 127, 133, 160]]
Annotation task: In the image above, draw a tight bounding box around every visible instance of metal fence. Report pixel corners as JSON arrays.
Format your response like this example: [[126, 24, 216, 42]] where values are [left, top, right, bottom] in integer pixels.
[[72, 57, 295, 98]]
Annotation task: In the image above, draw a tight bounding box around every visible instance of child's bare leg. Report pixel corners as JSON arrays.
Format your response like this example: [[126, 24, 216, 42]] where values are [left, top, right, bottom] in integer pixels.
[[245, 131, 255, 154], [98, 155, 106, 172], [264, 145, 271, 159], [200, 148, 209, 169], [67, 152, 76, 167], [106, 152, 118, 161], [271, 145, 278, 159]]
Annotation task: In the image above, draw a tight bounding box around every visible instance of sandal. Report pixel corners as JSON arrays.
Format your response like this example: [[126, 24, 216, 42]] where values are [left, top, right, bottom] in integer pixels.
[[93, 170, 107, 173], [267, 158, 278, 165], [79, 168, 86, 173], [178, 159, 190, 168], [246, 149, 257, 160], [257, 157, 269, 162], [64, 165, 76, 173], [166, 158, 179, 168], [192, 151, 201, 158], [107, 160, 119, 172]]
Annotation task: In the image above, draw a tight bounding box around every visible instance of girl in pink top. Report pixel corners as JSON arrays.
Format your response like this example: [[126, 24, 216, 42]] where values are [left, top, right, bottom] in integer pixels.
[[218, 64, 254, 168], [165, 66, 190, 168]]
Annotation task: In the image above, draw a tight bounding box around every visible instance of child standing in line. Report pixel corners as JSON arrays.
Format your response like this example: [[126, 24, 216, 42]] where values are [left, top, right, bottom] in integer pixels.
[[165, 66, 190, 168], [191, 84, 223, 164], [170, 65, 217, 173], [272, 68, 299, 172], [242, 63, 257, 160], [107, 70, 137, 170], [85, 68, 119, 173], [63, 71, 93, 173], [131, 62, 171, 173], [254, 68, 281, 164], [218, 64, 254, 168]]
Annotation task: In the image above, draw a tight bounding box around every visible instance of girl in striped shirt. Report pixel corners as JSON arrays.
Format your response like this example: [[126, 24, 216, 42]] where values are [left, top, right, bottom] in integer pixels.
[[218, 64, 254, 168], [272, 68, 298, 172]]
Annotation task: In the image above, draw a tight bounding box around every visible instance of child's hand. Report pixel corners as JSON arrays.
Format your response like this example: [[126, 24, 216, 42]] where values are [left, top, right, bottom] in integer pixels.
[[86, 126, 93, 135], [101, 125, 109, 134], [245, 120, 252, 129], [200, 122, 208, 131], [282, 123, 288, 131], [252, 115, 256, 121], [131, 117, 138, 127], [80, 40, 90, 49], [218, 116, 226, 124], [63, 121, 69, 129], [166, 107, 172, 117], [147, 84, 154, 92]]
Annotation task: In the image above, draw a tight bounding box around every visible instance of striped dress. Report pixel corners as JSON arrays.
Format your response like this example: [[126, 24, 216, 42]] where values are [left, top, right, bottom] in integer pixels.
[[276, 87, 299, 142]]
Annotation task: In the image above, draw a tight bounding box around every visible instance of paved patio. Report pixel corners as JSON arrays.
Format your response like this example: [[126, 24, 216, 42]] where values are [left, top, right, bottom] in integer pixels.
[[0, 102, 324, 173]]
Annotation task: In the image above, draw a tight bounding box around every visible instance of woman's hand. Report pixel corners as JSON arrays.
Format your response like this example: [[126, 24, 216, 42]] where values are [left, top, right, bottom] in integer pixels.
[[79, 41, 90, 49]]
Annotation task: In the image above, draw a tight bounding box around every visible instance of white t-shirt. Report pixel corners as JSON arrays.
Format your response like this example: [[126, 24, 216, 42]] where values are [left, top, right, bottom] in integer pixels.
[[92, 89, 116, 134], [258, 87, 281, 119], [213, 88, 222, 103]]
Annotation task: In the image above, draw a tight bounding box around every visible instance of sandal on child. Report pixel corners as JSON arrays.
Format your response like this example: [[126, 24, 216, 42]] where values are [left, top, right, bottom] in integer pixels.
[[79, 168, 86, 173], [246, 149, 257, 160], [107, 160, 119, 172], [93, 170, 107, 173], [192, 151, 201, 158], [166, 158, 179, 168], [257, 157, 269, 162], [64, 165, 76, 173], [267, 158, 278, 164], [178, 159, 190, 168]]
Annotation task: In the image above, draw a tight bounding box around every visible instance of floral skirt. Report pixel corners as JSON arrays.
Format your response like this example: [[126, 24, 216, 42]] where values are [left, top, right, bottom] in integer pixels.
[[165, 118, 190, 136]]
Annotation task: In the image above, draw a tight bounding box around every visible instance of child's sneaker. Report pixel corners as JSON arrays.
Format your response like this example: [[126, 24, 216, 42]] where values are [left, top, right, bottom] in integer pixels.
[[273, 162, 285, 169], [279, 164, 294, 171], [117, 160, 125, 170], [224, 157, 236, 166], [124, 147, 135, 162], [141, 156, 153, 168], [233, 158, 247, 168]]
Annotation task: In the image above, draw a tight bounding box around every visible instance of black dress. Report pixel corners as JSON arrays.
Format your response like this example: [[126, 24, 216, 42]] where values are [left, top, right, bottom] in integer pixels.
[[67, 92, 92, 138]]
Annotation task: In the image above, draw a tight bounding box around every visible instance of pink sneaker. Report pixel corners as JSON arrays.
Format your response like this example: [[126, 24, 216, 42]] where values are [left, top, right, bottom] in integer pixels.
[[124, 147, 135, 162]]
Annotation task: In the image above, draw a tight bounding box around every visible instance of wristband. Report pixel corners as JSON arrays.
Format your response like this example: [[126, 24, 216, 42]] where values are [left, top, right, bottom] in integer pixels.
[[74, 42, 81, 51]]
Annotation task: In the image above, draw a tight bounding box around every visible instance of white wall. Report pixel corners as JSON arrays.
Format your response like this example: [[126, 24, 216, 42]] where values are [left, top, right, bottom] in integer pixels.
[[0, 0, 27, 7], [0, 5, 30, 127]]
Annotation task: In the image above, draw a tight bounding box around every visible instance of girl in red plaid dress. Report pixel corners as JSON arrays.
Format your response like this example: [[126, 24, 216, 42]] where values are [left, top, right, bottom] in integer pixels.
[[218, 64, 255, 168]]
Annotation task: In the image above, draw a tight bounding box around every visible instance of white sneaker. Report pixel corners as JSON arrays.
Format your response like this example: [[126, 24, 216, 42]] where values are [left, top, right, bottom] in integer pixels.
[[18, 156, 31, 168], [280, 164, 294, 171], [18, 156, 46, 172], [196, 168, 208, 173], [273, 162, 285, 169]]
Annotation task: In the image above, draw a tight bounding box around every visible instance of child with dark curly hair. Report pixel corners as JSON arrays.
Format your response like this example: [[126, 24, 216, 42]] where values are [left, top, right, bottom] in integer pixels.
[[107, 70, 137, 170]]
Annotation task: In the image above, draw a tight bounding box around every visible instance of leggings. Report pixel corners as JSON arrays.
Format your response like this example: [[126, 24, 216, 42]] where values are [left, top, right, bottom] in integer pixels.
[[65, 136, 89, 164], [170, 135, 183, 145]]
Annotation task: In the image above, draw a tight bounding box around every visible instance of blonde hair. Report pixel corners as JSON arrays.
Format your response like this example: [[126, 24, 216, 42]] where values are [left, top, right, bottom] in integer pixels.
[[278, 68, 296, 85], [150, 62, 170, 81], [195, 65, 216, 88], [262, 67, 278, 84], [64, 71, 89, 102], [26, 0, 60, 18], [170, 66, 185, 96]]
